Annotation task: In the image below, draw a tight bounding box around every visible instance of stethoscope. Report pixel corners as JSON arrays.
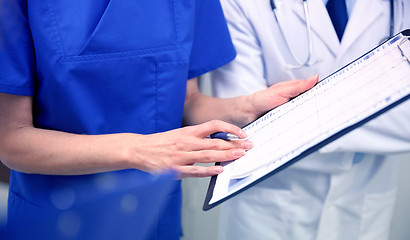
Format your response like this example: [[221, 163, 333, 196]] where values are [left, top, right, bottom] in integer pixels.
[[270, 0, 395, 69]]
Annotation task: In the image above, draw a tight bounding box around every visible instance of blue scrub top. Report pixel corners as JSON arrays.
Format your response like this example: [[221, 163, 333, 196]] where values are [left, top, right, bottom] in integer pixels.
[[0, 0, 235, 239]]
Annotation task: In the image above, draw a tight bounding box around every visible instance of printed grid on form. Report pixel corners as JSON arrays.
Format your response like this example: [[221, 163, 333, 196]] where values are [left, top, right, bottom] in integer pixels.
[[230, 35, 410, 179]]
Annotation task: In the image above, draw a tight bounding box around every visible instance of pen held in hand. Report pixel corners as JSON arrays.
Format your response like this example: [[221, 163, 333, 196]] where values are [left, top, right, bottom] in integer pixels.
[[209, 132, 241, 141]]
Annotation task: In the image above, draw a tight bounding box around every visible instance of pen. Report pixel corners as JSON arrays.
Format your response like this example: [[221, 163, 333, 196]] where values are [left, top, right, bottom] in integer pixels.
[[209, 132, 240, 141]]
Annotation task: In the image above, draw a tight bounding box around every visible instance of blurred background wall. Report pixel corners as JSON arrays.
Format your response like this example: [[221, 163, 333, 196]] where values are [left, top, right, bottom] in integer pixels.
[[0, 162, 9, 226]]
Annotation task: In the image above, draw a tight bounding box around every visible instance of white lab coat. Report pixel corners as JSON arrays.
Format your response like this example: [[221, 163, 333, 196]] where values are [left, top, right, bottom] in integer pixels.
[[210, 0, 410, 239]]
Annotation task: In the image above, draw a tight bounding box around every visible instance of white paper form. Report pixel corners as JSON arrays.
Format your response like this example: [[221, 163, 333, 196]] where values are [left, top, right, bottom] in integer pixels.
[[205, 32, 410, 208]]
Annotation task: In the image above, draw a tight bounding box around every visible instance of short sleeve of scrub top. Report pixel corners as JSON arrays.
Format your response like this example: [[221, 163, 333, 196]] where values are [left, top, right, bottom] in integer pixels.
[[0, 0, 235, 239]]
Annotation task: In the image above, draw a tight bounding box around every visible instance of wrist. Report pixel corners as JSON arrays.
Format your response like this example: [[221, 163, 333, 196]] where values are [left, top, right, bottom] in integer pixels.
[[235, 95, 259, 127], [114, 133, 143, 170]]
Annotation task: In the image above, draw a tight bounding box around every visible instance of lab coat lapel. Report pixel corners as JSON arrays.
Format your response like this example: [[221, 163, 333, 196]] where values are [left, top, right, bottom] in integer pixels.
[[338, 0, 384, 57], [291, 0, 339, 56]]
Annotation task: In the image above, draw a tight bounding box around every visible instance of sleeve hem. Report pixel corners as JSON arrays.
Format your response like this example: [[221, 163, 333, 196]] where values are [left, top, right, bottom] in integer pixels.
[[0, 84, 34, 96], [187, 51, 236, 79]]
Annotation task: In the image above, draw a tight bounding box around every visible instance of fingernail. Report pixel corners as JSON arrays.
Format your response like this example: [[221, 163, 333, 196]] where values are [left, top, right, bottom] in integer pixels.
[[233, 149, 246, 157], [238, 129, 247, 138], [214, 167, 224, 174], [242, 142, 253, 149], [309, 74, 319, 80]]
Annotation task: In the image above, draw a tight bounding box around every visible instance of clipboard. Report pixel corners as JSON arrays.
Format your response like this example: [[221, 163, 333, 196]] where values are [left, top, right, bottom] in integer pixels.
[[203, 29, 410, 211]]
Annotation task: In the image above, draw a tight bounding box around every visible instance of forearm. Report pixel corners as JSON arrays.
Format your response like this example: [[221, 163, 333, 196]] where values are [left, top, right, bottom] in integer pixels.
[[183, 93, 253, 128], [0, 126, 136, 175], [183, 78, 258, 127], [0, 93, 135, 175]]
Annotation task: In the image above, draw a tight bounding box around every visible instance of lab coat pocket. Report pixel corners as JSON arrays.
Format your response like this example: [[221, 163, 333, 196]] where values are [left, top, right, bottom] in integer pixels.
[[358, 188, 397, 240]]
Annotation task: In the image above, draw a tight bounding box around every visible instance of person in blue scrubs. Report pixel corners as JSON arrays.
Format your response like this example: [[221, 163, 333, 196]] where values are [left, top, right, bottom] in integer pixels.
[[0, 0, 317, 239]]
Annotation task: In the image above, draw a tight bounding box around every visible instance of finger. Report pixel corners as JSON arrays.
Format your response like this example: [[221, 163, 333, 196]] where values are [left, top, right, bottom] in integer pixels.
[[182, 148, 246, 166], [298, 74, 318, 92], [191, 120, 248, 139], [278, 74, 318, 87], [279, 75, 318, 98], [197, 138, 253, 151], [167, 135, 252, 153], [177, 165, 225, 178]]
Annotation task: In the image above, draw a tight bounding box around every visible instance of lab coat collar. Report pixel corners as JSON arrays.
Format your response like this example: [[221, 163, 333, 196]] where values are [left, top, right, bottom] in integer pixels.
[[291, 0, 340, 56], [292, 0, 384, 57], [338, 0, 384, 57]]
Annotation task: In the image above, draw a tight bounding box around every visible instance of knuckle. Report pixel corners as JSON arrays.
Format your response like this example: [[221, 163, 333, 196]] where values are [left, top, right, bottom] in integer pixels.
[[226, 149, 241, 160], [190, 166, 202, 177], [201, 153, 213, 163], [209, 119, 222, 129], [165, 153, 182, 169], [209, 141, 222, 150], [172, 141, 185, 150]]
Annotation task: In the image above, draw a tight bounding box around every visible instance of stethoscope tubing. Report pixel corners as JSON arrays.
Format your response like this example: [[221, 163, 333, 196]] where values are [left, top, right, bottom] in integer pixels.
[[270, 0, 395, 69]]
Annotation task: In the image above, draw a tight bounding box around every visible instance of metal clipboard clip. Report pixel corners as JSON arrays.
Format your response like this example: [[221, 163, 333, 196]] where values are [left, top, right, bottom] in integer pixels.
[[398, 36, 410, 65]]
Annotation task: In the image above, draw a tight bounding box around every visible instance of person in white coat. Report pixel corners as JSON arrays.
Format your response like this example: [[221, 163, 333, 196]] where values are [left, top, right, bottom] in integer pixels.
[[210, 0, 410, 239]]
